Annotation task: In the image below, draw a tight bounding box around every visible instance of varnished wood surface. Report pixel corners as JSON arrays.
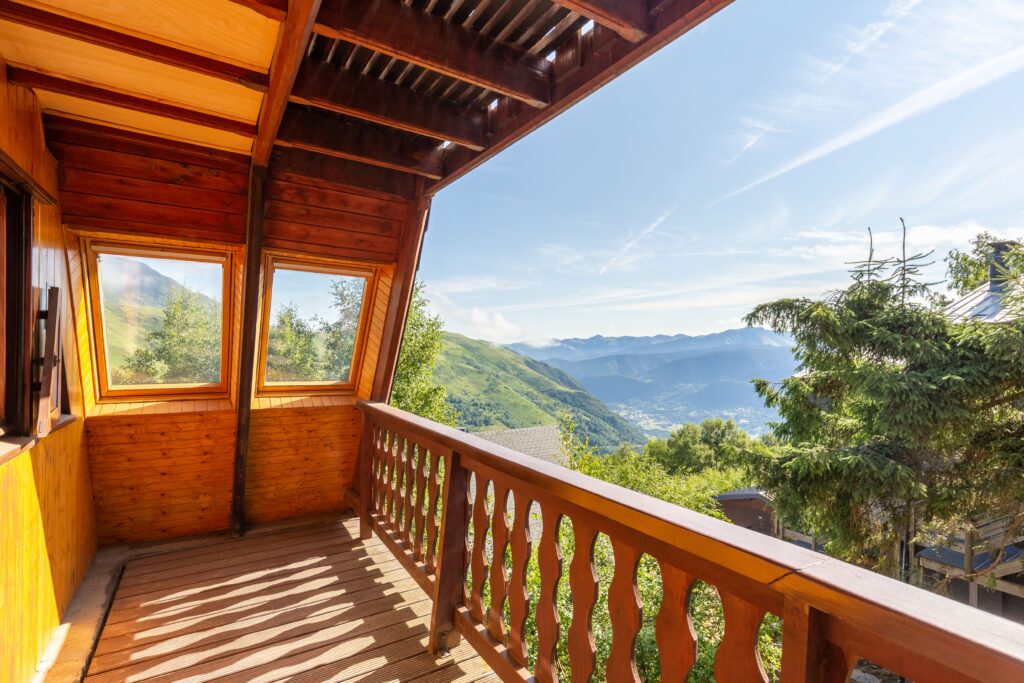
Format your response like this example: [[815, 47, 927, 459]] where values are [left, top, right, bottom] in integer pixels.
[[360, 401, 1024, 683], [86, 517, 496, 683]]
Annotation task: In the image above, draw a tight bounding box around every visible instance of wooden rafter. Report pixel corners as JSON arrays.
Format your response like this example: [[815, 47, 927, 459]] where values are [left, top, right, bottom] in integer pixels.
[[314, 0, 551, 108], [276, 108, 445, 179], [0, 0, 268, 91], [290, 60, 486, 150], [554, 0, 648, 42], [273, 148, 417, 199], [6, 67, 257, 137], [226, 0, 288, 22], [432, 0, 734, 193], [253, 0, 323, 165]]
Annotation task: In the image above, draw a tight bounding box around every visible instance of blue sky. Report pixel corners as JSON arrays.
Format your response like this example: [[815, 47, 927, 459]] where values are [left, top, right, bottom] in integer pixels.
[[418, 0, 1024, 343]]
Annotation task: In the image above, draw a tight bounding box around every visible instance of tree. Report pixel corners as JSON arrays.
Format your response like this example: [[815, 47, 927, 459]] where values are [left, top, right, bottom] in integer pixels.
[[115, 287, 221, 384], [265, 303, 321, 382], [646, 418, 752, 474], [389, 283, 459, 427], [320, 277, 365, 379], [944, 230, 1021, 295], [741, 227, 1024, 572]]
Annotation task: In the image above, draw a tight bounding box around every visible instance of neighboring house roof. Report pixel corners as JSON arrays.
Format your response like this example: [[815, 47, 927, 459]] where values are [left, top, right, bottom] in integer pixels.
[[945, 283, 1019, 323], [476, 425, 565, 466], [917, 544, 1024, 572], [715, 487, 771, 503]]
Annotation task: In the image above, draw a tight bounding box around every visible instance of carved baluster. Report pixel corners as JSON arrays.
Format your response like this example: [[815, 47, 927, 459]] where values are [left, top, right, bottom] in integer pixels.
[[716, 592, 769, 682], [568, 520, 598, 683], [425, 450, 443, 573], [508, 491, 533, 667], [372, 424, 385, 513], [825, 642, 857, 683], [780, 596, 829, 683], [413, 446, 428, 561], [392, 436, 407, 528], [535, 504, 564, 683], [607, 540, 642, 683], [384, 431, 397, 521], [487, 483, 510, 642], [657, 562, 696, 682], [403, 440, 416, 539], [469, 476, 492, 622]]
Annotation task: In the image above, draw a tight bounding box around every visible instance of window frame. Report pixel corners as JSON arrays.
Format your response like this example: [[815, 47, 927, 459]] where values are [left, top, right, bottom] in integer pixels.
[[83, 238, 235, 400], [256, 252, 376, 396]]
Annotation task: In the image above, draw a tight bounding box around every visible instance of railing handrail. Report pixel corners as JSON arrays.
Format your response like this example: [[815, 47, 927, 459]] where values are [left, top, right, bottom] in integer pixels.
[[358, 400, 1024, 681]]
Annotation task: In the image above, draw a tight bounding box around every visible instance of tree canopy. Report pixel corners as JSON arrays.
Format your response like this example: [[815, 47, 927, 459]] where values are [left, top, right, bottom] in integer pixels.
[[742, 229, 1024, 566]]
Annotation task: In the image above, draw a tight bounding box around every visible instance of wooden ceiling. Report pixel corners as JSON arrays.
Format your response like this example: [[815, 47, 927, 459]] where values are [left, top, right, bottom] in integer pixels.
[[0, 0, 733, 197]]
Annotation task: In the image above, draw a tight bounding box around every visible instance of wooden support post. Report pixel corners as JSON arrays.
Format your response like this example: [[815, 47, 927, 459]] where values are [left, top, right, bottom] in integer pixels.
[[230, 166, 266, 537], [358, 411, 375, 540], [370, 191, 430, 402], [780, 597, 826, 682], [429, 450, 469, 653]]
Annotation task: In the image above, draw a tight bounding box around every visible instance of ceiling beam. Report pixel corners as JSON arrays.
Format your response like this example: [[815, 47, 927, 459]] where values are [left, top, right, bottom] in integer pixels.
[[272, 147, 417, 199], [252, 0, 323, 166], [314, 0, 551, 108], [290, 60, 485, 151], [0, 0, 268, 91], [7, 66, 257, 137], [554, 1, 648, 42], [225, 0, 288, 22], [432, 0, 733, 193], [276, 108, 445, 179]]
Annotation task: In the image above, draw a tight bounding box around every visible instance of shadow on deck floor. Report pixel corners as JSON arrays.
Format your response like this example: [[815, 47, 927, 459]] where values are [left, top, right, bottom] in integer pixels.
[[84, 516, 495, 683]]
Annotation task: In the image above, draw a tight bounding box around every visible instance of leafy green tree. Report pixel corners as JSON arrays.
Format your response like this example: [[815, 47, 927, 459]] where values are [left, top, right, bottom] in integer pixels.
[[115, 288, 220, 384], [265, 303, 322, 382], [320, 277, 365, 379], [390, 283, 459, 427], [944, 230, 1021, 295], [646, 418, 752, 474], [741, 230, 1024, 569]]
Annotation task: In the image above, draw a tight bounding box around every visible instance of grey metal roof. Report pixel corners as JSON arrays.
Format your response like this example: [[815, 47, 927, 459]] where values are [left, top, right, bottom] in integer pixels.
[[475, 425, 565, 466], [945, 283, 1019, 323], [715, 487, 771, 503]]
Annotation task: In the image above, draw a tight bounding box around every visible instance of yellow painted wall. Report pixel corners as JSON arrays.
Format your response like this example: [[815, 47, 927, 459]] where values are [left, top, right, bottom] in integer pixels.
[[0, 54, 97, 683]]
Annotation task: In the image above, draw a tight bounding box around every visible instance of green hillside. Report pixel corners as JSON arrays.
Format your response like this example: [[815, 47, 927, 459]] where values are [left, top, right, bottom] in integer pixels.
[[434, 332, 643, 451]]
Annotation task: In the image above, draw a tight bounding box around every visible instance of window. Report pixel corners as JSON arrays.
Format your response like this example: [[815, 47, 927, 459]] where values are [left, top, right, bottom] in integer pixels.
[[258, 254, 373, 393], [85, 241, 232, 397]]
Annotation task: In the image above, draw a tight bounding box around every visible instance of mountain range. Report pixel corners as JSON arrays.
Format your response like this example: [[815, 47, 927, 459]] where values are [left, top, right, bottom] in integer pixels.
[[434, 333, 644, 450], [507, 328, 797, 436]]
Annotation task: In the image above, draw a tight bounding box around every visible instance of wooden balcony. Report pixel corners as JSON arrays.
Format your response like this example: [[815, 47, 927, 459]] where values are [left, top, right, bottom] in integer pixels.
[[355, 401, 1024, 682]]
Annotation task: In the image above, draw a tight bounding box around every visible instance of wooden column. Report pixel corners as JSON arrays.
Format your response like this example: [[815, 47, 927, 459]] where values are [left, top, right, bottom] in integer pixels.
[[230, 166, 266, 536], [357, 411, 375, 539], [371, 190, 431, 402], [429, 450, 469, 653]]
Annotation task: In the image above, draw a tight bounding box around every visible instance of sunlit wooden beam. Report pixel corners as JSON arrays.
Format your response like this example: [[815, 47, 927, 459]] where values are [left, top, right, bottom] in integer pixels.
[[290, 60, 486, 150], [314, 0, 551, 108], [554, 0, 648, 42], [276, 108, 445, 179]]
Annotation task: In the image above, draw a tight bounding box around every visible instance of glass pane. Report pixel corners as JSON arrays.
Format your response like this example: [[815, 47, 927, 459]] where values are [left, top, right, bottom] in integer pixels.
[[97, 253, 224, 387], [266, 268, 367, 383]]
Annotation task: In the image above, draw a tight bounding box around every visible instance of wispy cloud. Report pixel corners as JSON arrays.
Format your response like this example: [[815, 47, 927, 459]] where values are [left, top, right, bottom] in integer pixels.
[[599, 208, 676, 275], [424, 287, 523, 343], [723, 43, 1024, 199], [727, 0, 924, 163]]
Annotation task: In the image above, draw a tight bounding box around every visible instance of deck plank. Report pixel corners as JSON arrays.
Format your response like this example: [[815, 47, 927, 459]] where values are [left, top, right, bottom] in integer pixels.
[[86, 517, 494, 682]]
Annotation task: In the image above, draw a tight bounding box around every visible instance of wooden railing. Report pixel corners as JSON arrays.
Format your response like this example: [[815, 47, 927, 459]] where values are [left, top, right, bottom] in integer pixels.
[[357, 401, 1024, 682]]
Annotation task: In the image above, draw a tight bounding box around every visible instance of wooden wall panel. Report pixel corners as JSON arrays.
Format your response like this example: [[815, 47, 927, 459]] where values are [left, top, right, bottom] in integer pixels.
[[46, 118, 250, 244], [85, 409, 236, 545], [245, 404, 360, 524], [263, 176, 408, 262], [0, 420, 96, 683], [1, 73, 97, 683]]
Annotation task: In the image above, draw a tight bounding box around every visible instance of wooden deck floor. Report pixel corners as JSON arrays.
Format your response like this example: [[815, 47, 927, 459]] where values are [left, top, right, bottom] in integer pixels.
[[85, 517, 495, 683]]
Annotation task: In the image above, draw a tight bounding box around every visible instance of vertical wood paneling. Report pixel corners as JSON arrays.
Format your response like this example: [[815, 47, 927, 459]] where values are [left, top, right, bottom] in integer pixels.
[[1, 73, 96, 682]]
